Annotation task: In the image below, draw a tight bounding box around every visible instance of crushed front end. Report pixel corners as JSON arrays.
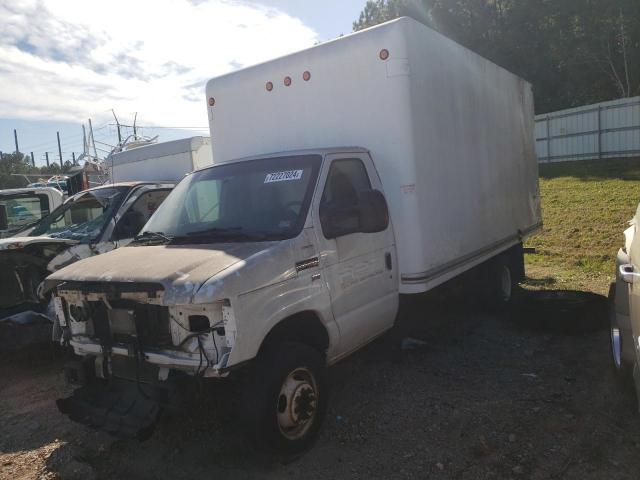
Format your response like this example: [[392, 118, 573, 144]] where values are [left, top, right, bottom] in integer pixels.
[[53, 281, 236, 438]]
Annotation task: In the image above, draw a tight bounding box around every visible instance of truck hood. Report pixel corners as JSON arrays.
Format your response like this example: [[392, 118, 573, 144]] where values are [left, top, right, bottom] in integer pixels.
[[46, 241, 289, 304], [0, 236, 78, 251]]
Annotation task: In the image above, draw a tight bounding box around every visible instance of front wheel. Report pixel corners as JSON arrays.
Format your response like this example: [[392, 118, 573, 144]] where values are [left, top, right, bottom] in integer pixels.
[[241, 342, 328, 455]]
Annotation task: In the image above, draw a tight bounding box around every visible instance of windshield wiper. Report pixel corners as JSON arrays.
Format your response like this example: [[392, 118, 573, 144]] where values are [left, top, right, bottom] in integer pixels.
[[174, 227, 269, 242], [133, 231, 173, 244], [185, 227, 243, 236]]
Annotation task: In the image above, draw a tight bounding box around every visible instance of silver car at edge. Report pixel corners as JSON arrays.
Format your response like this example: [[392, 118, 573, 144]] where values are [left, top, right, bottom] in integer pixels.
[[615, 205, 640, 402]]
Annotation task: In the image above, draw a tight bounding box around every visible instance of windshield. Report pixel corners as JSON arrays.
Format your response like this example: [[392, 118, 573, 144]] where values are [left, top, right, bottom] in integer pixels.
[[29, 187, 127, 242], [0, 193, 51, 237], [141, 155, 322, 243]]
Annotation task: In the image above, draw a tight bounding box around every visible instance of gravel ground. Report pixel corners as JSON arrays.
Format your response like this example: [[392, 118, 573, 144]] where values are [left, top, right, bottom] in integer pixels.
[[2, 289, 640, 480]]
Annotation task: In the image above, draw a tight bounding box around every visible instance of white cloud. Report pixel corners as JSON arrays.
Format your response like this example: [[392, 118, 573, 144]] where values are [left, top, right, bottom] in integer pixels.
[[0, 0, 318, 126]]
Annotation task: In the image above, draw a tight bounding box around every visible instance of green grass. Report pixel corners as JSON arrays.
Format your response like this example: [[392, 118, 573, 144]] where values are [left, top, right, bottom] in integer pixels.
[[524, 157, 640, 295]]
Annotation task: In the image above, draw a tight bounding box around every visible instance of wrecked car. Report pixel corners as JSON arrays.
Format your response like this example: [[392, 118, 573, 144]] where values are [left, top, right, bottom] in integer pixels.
[[0, 182, 173, 319]]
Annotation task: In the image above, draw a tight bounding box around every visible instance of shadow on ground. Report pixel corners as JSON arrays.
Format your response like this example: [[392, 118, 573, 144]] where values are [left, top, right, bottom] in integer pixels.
[[1, 286, 638, 480]]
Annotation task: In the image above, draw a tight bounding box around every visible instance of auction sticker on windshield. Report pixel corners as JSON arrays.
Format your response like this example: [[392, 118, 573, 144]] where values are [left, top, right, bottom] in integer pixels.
[[264, 170, 303, 183]]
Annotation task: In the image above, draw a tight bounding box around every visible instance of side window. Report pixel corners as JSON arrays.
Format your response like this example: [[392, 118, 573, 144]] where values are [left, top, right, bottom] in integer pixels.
[[320, 158, 372, 238], [321, 159, 371, 207], [115, 189, 171, 239]]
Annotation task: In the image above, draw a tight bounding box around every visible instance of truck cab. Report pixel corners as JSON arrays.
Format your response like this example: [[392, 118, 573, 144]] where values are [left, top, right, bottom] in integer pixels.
[[50, 148, 396, 449]]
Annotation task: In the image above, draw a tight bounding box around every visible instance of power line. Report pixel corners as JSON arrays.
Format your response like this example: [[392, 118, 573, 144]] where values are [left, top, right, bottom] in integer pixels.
[[110, 124, 208, 130]]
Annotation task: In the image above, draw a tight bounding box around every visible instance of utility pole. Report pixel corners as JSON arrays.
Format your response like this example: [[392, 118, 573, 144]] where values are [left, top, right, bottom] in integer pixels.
[[133, 112, 138, 137], [31, 152, 35, 167], [14, 129, 19, 154], [45, 152, 50, 167], [82, 124, 88, 157], [57, 131, 63, 168], [112, 109, 122, 144], [88, 118, 98, 159], [0, 151, 4, 160], [72, 152, 76, 164]]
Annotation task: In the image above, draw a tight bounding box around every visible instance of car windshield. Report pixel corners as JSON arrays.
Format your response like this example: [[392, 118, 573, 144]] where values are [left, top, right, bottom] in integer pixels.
[[29, 187, 127, 242], [0, 193, 52, 237], [141, 155, 322, 243]]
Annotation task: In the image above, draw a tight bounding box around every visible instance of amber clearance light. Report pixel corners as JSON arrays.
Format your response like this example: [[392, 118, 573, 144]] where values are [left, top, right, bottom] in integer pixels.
[[208, 97, 215, 106], [284, 76, 292, 87], [379, 48, 390, 60]]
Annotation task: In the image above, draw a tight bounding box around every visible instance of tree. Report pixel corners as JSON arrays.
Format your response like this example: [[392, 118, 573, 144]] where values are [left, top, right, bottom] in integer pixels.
[[0, 152, 75, 189], [352, 0, 640, 113]]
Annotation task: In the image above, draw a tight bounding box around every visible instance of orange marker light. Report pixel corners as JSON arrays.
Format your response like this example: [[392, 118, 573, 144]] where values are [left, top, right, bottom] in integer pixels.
[[303, 71, 311, 81], [266, 81, 273, 91], [379, 49, 390, 60], [208, 97, 215, 106], [284, 76, 292, 87]]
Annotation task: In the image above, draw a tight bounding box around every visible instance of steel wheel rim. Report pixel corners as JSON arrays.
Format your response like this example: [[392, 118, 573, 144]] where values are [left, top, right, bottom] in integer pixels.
[[500, 266, 512, 302], [276, 367, 318, 441], [611, 326, 622, 369]]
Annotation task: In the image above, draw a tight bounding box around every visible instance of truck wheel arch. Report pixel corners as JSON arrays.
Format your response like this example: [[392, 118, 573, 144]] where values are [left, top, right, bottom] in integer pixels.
[[258, 311, 330, 359]]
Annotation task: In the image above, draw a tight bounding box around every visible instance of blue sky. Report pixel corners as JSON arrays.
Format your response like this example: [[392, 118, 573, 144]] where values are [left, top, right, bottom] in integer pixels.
[[0, 0, 367, 166]]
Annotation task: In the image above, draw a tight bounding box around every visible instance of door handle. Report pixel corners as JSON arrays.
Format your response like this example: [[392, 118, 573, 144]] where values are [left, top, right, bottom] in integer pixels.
[[620, 264, 640, 284], [385, 252, 392, 270]]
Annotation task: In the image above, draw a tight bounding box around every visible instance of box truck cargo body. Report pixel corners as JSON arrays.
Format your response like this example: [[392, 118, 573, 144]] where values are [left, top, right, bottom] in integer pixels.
[[50, 18, 541, 452], [205, 17, 541, 293], [109, 136, 213, 183]]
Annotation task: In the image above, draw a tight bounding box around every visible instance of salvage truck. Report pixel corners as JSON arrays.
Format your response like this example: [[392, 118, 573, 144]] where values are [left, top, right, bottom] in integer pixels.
[[49, 18, 541, 453]]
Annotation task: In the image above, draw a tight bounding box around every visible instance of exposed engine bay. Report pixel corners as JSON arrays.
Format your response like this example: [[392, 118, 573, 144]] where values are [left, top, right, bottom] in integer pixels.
[[54, 282, 236, 438], [55, 282, 235, 378]]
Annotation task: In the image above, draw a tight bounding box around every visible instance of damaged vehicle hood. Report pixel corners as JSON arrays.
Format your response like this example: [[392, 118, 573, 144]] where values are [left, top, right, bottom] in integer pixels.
[[46, 242, 287, 304], [0, 236, 78, 251]]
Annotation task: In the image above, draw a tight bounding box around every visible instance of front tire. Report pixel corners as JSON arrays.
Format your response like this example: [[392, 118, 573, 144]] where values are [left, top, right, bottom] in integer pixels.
[[241, 342, 328, 455]]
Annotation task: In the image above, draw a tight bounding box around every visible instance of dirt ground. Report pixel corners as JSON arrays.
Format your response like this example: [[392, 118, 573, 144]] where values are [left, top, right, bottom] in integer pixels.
[[2, 290, 640, 480]]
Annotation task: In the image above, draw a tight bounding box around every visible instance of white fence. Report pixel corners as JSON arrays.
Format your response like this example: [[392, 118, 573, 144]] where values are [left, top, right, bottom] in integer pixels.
[[535, 96, 640, 163]]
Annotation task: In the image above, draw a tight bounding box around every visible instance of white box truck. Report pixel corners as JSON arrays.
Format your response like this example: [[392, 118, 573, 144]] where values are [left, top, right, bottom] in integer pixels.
[[109, 136, 213, 183], [48, 18, 541, 452]]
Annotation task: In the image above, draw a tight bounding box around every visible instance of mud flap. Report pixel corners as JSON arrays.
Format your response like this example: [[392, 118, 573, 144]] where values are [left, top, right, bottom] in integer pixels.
[[57, 380, 163, 440]]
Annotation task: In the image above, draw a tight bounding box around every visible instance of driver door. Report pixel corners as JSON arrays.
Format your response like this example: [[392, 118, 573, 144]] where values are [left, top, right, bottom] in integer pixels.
[[312, 152, 398, 358]]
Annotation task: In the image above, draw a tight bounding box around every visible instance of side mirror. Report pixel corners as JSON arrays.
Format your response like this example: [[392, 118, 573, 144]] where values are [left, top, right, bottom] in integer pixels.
[[320, 189, 389, 239], [358, 189, 389, 233], [0, 205, 7, 230]]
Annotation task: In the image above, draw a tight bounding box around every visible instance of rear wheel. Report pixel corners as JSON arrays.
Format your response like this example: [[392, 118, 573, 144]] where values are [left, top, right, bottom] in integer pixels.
[[241, 342, 328, 455], [484, 256, 515, 310]]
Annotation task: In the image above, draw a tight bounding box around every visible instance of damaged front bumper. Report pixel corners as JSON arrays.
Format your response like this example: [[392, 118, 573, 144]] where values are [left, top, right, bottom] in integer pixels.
[[54, 282, 238, 437], [54, 283, 236, 379]]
